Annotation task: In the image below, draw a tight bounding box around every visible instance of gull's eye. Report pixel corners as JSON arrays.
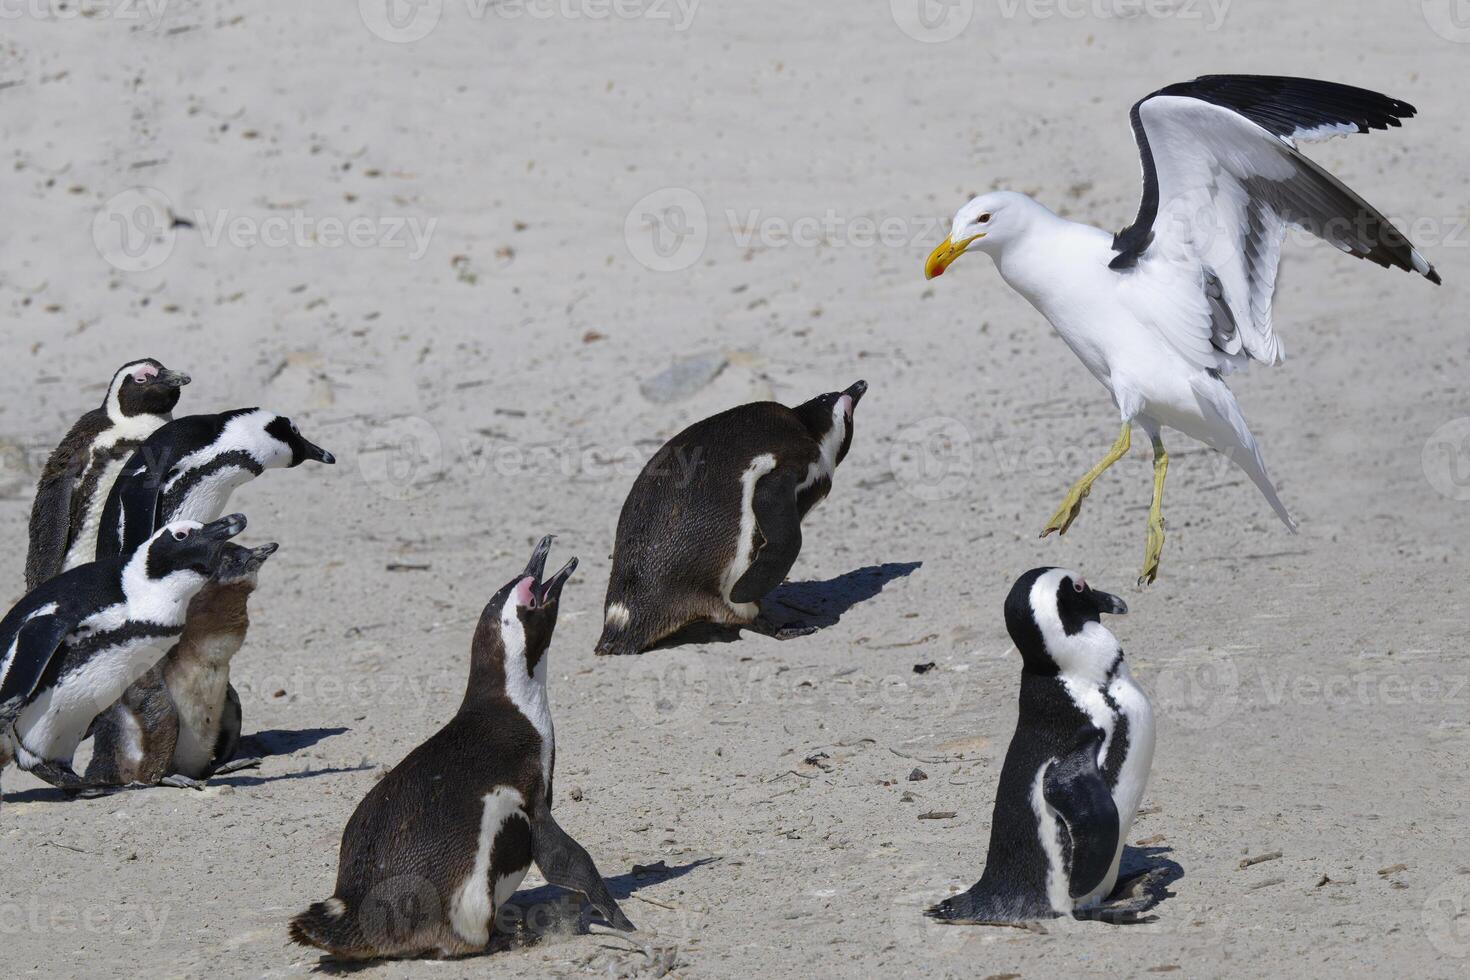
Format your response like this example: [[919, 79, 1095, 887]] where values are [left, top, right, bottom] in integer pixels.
[[977, 213, 991, 224]]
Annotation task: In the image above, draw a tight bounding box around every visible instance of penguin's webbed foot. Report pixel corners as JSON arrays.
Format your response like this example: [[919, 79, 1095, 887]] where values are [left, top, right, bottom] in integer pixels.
[[160, 773, 207, 791], [210, 756, 262, 776], [1075, 866, 1172, 923], [749, 616, 820, 641], [28, 760, 106, 792]]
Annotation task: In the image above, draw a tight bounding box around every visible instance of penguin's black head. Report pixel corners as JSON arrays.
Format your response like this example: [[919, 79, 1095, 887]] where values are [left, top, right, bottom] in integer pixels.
[[793, 380, 866, 467], [212, 541, 279, 586], [263, 414, 336, 468], [479, 535, 577, 679], [143, 513, 249, 581], [1004, 567, 1127, 678], [110, 358, 190, 418]]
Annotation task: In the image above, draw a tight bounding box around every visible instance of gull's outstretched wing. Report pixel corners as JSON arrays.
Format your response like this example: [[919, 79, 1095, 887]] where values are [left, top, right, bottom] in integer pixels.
[[1111, 75, 1438, 371]]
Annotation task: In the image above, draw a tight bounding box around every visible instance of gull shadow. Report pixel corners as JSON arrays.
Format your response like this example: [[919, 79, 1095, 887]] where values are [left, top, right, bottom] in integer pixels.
[[237, 727, 349, 759], [652, 562, 921, 651], [303, 858, 716, 972]]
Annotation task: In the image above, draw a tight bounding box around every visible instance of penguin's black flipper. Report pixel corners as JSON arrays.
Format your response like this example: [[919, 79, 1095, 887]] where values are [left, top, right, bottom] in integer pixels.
[[25, 454, 83, 591], [0, 615, 74, 721], [531, 809, 636, 932], [1042, 732, 1119, 901], [105, 453, 168, 559], [730, 470, 803, 604]]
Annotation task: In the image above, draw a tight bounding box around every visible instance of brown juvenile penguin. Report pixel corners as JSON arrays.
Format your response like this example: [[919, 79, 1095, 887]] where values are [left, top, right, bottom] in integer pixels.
[[25, 358, 190, 589], [595, 380, 866, 656], [84, 542, 276, 789], [289, 536, 633, 960]]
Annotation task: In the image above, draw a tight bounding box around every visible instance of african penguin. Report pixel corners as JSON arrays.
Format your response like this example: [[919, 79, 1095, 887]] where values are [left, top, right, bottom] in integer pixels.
[[96, 407, 334, 561], [290, 536, 634, 960], [595, 380, 866, 656], [25, 358, 190, 590], [0, 514, 248, 801], [84, 541, 277, 789], [926, 567, 1155, 924]]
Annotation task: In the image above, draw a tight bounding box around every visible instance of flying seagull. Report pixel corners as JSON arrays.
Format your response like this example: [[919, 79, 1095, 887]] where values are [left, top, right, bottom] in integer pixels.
[[924, 75, 1440, 584]]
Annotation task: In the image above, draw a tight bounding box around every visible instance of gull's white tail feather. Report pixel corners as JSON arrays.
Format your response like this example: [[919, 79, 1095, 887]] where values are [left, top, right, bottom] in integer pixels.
[[1188, 376, 1298, 532]]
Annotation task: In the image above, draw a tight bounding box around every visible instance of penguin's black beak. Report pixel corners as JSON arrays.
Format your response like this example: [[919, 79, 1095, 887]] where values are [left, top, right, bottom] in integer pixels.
[[301, 437, 335, 465], [155, 369, 191, 388], [1091, 588, 1128, 616], [523, 534, 555, 582], [844, 380, 868, 406], [538, 558, 577, 606], [250, 542, 280, 564], [199, 513, 248, 541]]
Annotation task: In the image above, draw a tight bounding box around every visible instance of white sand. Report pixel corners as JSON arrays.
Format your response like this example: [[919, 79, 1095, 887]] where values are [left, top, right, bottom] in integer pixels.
[[1, 2, 1467, 976]]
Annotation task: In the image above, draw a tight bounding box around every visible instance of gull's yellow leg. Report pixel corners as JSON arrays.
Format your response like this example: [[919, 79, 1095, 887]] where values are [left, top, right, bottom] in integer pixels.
[[1041, 422, 1131, 537], [1138, 436, 1168, 586]]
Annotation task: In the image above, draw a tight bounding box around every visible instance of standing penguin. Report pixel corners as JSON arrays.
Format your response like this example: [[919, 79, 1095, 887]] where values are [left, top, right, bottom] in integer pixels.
[[25, 358, 191, 590], [0, 514, 248, 800], [97, 407, 334, 560], [290, 536, 634, 960], [595, 380, 866, 656], [84, 541, 278, 789], [926, 567, 1156, 924]]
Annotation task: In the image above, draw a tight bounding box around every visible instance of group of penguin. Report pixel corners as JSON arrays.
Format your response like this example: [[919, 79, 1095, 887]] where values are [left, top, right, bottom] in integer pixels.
[[0, 358, 1159, 960]]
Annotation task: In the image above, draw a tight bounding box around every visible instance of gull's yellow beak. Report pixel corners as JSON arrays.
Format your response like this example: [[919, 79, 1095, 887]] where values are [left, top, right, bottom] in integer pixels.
[[924, 233, 983, 280]]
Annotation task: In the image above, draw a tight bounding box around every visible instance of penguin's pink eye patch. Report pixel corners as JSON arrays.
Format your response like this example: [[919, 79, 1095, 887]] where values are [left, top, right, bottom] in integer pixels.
[[838, 394, 853, 419], [132, 364, 159, 384], [1073, 577, 1086, 593], [512, 576, 537, 608]]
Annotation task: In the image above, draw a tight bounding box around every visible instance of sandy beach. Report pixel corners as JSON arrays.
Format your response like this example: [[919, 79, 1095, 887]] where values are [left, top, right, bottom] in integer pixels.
[[0, 1, 1467, 976]]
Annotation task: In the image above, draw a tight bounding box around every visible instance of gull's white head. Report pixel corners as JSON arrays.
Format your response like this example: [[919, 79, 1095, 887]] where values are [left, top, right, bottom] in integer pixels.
[[925, 191, 1043, 279]]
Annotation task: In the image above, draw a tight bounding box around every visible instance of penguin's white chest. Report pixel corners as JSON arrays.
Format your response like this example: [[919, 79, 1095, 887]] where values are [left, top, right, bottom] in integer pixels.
[[15, 620, 176, 762], [719, 453, 777, 618], [166, 467, 255, 523], [448, 786, 532, 947], [63, 456, 130, 572]]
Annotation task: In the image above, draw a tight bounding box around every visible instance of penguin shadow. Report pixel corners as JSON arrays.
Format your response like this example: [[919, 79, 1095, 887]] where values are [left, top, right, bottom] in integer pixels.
[[210, 728, 361, 788], [655, 562, 922, 650], [1076, 845, 1184, 924]]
